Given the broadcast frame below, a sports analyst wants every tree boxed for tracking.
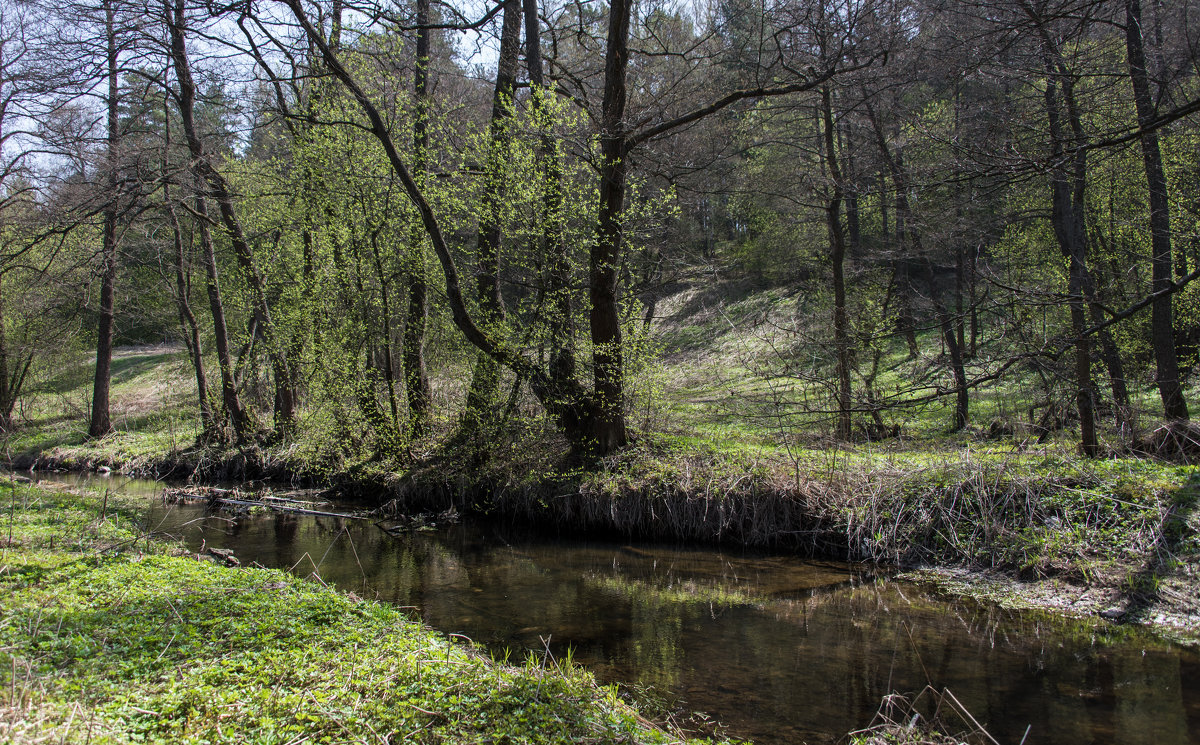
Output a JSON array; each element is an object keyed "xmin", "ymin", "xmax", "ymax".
[
  {"xmin": 1125, "ymin": 0, "xmax": 1189, "ymax": 421},
  {"xmin": 280, "ymin": 0, "xmax": 878, "ymax": 455},
  {"xmin": 166, "ymin": 0, "xmax": 295, "ymax": 438},
  {"xmin": 87, "ymin": 0, "xmax": 121, "ymax": 438}
]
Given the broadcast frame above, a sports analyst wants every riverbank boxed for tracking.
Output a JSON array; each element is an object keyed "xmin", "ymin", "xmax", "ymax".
[
  {"xmin": 0, "ymin": 482, "xmax": 719, "ymax": 744},
  {"xmin": 16, "ymin": 427, "xmax": 1200, "ymax": 644},
  {"xmin": 6, "ymin": 345, "xmax": 1200, "ymax": 644},
  {"xmin": 384, "ymin": 434, "xmax": 1200, "ymax": 644}
]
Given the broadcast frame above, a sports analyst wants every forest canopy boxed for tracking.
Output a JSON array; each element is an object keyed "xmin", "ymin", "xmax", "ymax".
[{"xmin": 4, "ymin": 0, "xmax": 1200, "ymax": 464}]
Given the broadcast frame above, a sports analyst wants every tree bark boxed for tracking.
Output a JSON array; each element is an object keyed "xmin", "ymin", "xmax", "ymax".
[
  {"xmin": 162, "ymin": 92, "xmax": 213, "ymax": 436},
  {"xmin": 867, "ymin": 103, "xmax": 967, "ymax": 430},
  {"xmin": 403, "ymin": 0, "xmax": 433, "ymax": 437},
  {"xmin": 464, "ymin": 0, "xmax": 522, "ymax": 431},
  {"xmin": 194, "ymin": 189, "xmax": 249, "ymax": 442},
  {"xmin": 89, "ymin": 0, "xmax": 118, "ymax": 439},
  {"xmin": 820, "ymin": 86, "xmax": 854, "ymax": 441},
  {"xmin": 0, "ymin": 277, "xmax": 31, "ymax": 431},
  {"xmin": 369, "ymin": 232, "xmax": 401, "ymax": 437},
  {"xmin": 0, "ymin": 276, "xmax": 10, "ymax": 430},
  {"xmin": 1126, "ymin": 0, "xmax": 1189, "ymax": 420},
  {"xmin": 524, "ymin": 0, "xmax": 576, "ymax": 394},
  {"xmin": 1042, "ymin": 70, "xmax": 1098, "ymax": 456},
  {"xmin": 589, "ymin": 0, "xmax": 634, "ymax": 453},
  {"xmin": 283, "ymin": 0, "xmax": 618, "ymax": 456},
  {"xmin": 165, "ymin": 200, "xmax": 213, "ymax": 434}
]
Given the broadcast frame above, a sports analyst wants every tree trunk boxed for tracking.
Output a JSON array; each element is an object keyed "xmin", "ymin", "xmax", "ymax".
[
  {"xmin": 867, "ymin": 103, "xmax": 966, "ymax": 430},
  {"xmin": 1042, "ymin": 69, "xmax": 1098, "ymax": 456},
  {"xmin": 589, "ymin": 0, "xmax": 634, "ymax": 454},
  {"xmin": 968, "ymin": 245, "xmax": 978, "ymax": 356},
  {"xmin": 89, "ymin": 0, "xmax": 118, "ymax": 439},
  {"xmin": 403, "ymin": 0, "xmax": 433, "ymax": 437},
  {"xmin": 844, "ymin": 126, "xmax": 861, "ymax": 254},
  {"xmin": 168, "ymin": 0, "xmax": 295, "ymax": 435},
  {"xmin": 0, "ymin": 277, "xmax": 30, "ymax": 431},
  {"xmin": 0, "ymin": 277, "xmax": 9, "ymax": 430},
  {"xmin": 821, "ymin": 86, "xmax": 854, "ymax": 441},
  {"xmin": 283, "ymin": 0, "xmax": 606, "ymax": 456},
  {"xmin": 954, "ymin": 244, "xmax": 966, "ymax": 357},
  {"xmin": 880, "ymin": 172, "xmax": 919, "ymax": 359},
  {"xmin": 1126, "ymin": 0, "xmax": 1189, "ymax": 420},
  {"xmin": 524, "ymin": 0, "xmax": 576, "ymax": 395},
  {"xmin": 89, "ymin": 215, "xmax": 117, "ymax": 438},
  {"xmin": 369, "ymin": 233, "xmax": 401, "ymax": 437},
  {"xmin": 194, "ymin": 190, "xmax": 248, "ymax": 442},
  {"xmin": 163, "ymin": 93, "xmax": 214, "ymax": 436},
  {"xmin": 925, "ymin": 262, "xmax": 969, "ymax": 431},
  {"xmin": 464, "ymin": 0, "xmax": 521, "ymax": 432},
  {"xmin": 166, "ymin": 201, "xmax": 213, "ymax": 434}
]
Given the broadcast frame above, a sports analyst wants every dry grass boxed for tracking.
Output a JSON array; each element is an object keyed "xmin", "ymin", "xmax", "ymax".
[{"xmin": 847, "ymin": 686, "xmax": 1008, "ymax": 745}]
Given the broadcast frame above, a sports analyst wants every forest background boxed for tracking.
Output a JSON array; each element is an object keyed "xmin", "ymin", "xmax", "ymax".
[{"xmin": 2, "ymin": 0, "xmax": 1200, "ymax": 510}]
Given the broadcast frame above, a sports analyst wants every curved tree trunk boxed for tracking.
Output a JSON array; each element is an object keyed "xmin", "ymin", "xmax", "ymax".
[
  {"xmin": 194, "ymin": 189, "xmax": 248, "ymax": 442},
  {"xmin": 162, "ymin": 94, "xmax": 213, "ymax": 436},
  {"xmin": 168, "ymin": 0, "xmax": 295, "ymax": 436},
  {"xmin": 283, "ymin": 0, "xmax": 616, "ymax": 456}
]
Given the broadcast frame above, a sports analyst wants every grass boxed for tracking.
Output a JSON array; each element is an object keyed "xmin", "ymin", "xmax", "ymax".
[
  {"xmin": 0, "ymin": 481, "xmax": 724, "ymax": 744},
  {"xmin": 645, "ymin": 279, "xmax": 1200, "ymax": 458},
  {"xmin": 4, "ymin": 285, "xmax": 1200, "ymax": 636},
  {"xmin": 6, "ymin": 344, "xmax": 201, "ymax": 466},
  {"xmin": 846, "ymin": 686, "xmax": 1001, "ymax": 745},
  {"xmin": 8, "ymin": 286, "xmax": 1195, "ymax": 479}
]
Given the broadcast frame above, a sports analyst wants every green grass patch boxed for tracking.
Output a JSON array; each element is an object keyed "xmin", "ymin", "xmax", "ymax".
[{"xmin": 0, "ymin": 484, "xmax": 724, "ymax": 744}]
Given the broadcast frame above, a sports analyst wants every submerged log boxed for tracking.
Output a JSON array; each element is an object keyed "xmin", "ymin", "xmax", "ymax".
[{"xmin": 163, "ymin": 486, "xmax": 366, "ymax": 520}]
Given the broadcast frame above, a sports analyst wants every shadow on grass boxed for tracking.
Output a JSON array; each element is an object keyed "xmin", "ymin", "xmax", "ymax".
[
  {"xmin": 31, "ymin": 350, "xmax": 180, "ymax": 398},
  {"xmin": 34, "ymin": 362, "xmax": 92, "ymax": 396},
  {"xmin": 110, "ymin": 352, "xmax": 180, "ymax": 386},
  {"xmin": 0, "ymin": 562, "xmax": 54, "ymax": 587},
  {"xmin": 3, "ymin": 421, "xmax": 89, "ymax": 461},
  {"xmin": 1117, "ymin": 481, "xmax": 1199, "ymax": 621},
  {"xmin": 656, "ymin": 279, "xmax": 791, "ymax": 353}
]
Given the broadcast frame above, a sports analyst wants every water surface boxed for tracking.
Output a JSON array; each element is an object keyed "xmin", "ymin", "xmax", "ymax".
[{"xmin": 35, "ymin": 472, "xmax": 1200, "ymax": 744}]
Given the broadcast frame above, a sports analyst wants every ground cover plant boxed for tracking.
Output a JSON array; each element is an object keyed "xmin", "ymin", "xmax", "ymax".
[{"xmin": 0, "ymin": 482, "xmax": 720, "ymax": 744}]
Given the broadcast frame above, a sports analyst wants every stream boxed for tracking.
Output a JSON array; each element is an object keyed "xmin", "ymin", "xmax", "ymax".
[{"xmin": 36, "ymin": 472, "xmax": 1200, "ymax": 744}]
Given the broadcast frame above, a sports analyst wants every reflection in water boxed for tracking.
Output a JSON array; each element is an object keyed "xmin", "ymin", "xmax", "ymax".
[{"xmin": 32, "ymin": 473, "xmax": 1200, "ymax": 745}]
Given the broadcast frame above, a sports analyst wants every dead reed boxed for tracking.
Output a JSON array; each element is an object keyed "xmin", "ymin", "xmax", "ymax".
[{"xmin": 846, "ymin": 686, "xmax": 1010, "ymax": 745}]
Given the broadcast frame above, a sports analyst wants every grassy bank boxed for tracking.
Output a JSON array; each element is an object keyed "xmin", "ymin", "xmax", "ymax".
[
  {"xmin": 374, "ymin": 431, "xmax": 1200, "ymax": 636},
  {"xmin": 5, "ymin": 336, "xmax": 1200, "ymax": 639},
  {"xmin": 0, "ymin": 482, "xmax": 718, "ymax": 744}
]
